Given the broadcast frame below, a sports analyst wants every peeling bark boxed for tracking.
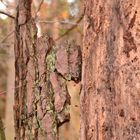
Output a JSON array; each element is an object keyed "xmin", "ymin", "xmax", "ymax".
[{"xmin": 81, "ymin": 0, "xmax": 140, "ymax": 140}]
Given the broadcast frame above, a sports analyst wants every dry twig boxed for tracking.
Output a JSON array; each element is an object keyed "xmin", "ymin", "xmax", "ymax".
[
  {"xmin": 35, "ymin": 0, "xmax": 44, "ymax": 18},
  {"xmin": 1, "ymin": 30, "xmax": 14, "ymax": 43},
  {"xmin": 0, "ymin": 10, "xmax": 15, "ymax": 19},
  {"xmin": 55, "ymin": 12, "xmax": 84, "ymax": 41}
]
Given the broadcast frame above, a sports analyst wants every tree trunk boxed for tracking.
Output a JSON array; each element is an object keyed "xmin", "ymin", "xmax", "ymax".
[
  {"xmin": 14, "ymin": 0, "xmax": 58, "ymax": 139},
  {"xmin": 5, "ymin": 45, "xmax": 15, "ymax": 140},
  {"xmin": 81, "ymin": 0, "xmax": 140, "ymax": 140},
  {"xmin": 52, "ymin": 0, "xmax": 59, "ymax": 40},
  {"xmin": 14, "ymin": 0, "xmax": 81, "ymax": 139}
]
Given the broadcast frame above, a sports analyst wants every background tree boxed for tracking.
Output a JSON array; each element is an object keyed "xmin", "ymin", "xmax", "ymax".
[{"xmin": 81, "ymin": 0, "xmax": 140, "ymax": 139}]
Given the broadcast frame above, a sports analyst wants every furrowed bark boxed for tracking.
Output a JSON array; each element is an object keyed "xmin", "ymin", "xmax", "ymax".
[
  {"xmin": 14, "ymin": 0, "xmax": 82, "ymax": 139},
  {"xmin": 81, "ymin": 0, "xmax": 140, "ymax": 140}
]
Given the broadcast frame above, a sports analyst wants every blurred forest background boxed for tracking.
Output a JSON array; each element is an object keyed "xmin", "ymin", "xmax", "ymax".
[{"xmin": 0, "ymin": 0, "xmax": 83, "ymax": 139}]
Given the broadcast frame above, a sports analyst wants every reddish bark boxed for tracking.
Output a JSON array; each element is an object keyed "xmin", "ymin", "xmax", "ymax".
[
  {"xmin": 81, "ymin": 0, "xmax": 140, "ymax": 140},
  {"xmin": 14, "ymin": 1, "xmax": 81, "ymax": 139}
]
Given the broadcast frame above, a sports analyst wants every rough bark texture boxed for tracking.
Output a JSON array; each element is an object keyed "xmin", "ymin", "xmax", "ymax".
[
  {"xmin": 14, "ymin": 0, "xmax": 81, "ymax": 139},
  {"xmin": 81, "ymin": 0, "xmax": 140, "ymax": 140}
]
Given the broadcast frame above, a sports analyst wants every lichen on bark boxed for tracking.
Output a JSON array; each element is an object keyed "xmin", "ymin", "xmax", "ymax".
[{"xmin": 14, "ymin": 1, "xmax": 82, "ymax": 139}]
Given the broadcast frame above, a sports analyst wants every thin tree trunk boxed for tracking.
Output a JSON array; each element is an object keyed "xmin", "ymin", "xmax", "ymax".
[
  {"xmin": 81, "ymin": 0, "xmax": 140, "ymax": 139},
  {"xmin": 52, "ymin": 0, "xmax": 59, "ymax": 40},
  {"xmin": 5, "ymin": 45, "xmax": 15, "ymax": 140},
  {"xmin": 5, "ymin": 16, "xmax": 15, "ymax": 140}
]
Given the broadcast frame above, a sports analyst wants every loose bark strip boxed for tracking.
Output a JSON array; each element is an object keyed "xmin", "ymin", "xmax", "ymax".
[{"xmin": 81, "ymin": 0, "xmax": 140, "ymax": 140}]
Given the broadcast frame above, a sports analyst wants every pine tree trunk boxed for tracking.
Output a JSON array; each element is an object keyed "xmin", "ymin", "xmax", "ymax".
[
  {"xmin": 14, "ymin": 0, "xmax": 58, "ymax": 139},
  {"xmin": 14, "ymin": 0, "xmax": 55, "ymax": 139},
  {"xmin": 81, "ymin": 0, "xmax": 140, "ymax": 139},
  {"xmin": 14, "ymin": 1, "xmax": 81, "ymax": 139}
]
